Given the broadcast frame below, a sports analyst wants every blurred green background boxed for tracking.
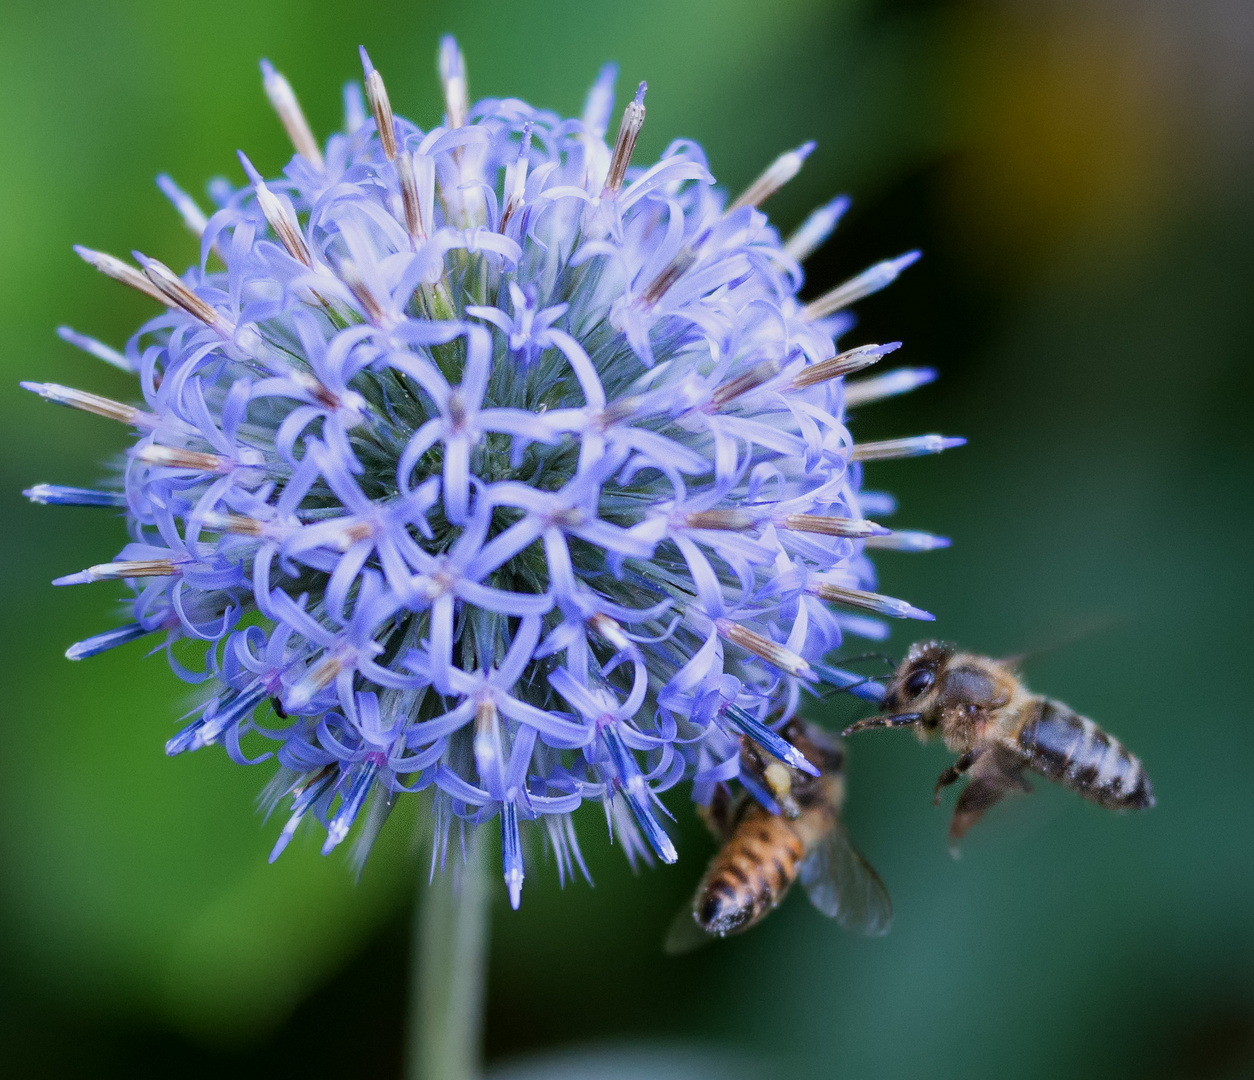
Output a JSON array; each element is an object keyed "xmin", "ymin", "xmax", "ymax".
[{"xmin": 2, "ymin": 0, "xmax": 1251, "ymax": 1076}]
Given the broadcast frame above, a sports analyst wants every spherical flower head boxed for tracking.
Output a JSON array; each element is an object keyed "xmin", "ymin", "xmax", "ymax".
[{"xmin": 27, "ymin": 39, "xmax": 961, "ymax": 907}]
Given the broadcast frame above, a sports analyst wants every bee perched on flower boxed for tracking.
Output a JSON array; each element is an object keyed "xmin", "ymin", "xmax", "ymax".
[{"xmin": 24, "ymin": 37, "xmax": 960, "ymax": 909}]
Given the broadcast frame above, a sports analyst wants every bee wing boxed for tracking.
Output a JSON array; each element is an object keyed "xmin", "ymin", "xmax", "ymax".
[
  {"xmin": 798, "ymin": 825, "xmax": 893, "ymax": 937},
  {"xmin": 663, "ymin": 898, "xmax": 716, "ymax": 955}
]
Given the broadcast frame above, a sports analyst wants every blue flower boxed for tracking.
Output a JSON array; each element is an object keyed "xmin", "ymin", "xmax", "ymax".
[{"xmin": 25, "ymin": 38, "xmax": 959, "ymax": 907}]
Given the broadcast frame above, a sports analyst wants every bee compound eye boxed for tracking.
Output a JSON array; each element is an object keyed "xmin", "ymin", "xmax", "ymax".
[{"xmin": 904, "ymin": 668, "xmax": 935, "ymax": 696}]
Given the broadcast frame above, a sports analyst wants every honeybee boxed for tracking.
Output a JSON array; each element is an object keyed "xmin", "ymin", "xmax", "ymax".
[
  {"xmin": 665, "ymin": 719, "xmax": 891, "ymax": 952},
  {"xmin": 843, "ymin": 641, "xmax": 1155, "ymax": 848}
]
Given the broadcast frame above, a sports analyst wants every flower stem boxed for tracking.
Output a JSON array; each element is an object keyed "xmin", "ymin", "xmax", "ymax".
[{"xmin": 407, "ymin": 825, "xmax": 491, "ymax": 1080}]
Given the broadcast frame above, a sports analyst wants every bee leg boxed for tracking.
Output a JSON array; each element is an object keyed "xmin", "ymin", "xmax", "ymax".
[
  {"xmin": 933, "ymin": 748, "xmax": 984, "ymax": 805},
  {"xmin": 948, "ymin": 773, "xmax": 1014, "ymax": 854}
]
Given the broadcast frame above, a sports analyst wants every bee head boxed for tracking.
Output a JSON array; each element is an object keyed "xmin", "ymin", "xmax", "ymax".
[{"xmin": 881, "ymin": 641, "xmax": 954, "ymax": 730}]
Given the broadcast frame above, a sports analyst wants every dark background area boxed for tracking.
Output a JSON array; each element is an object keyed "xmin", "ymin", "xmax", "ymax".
[{"xmin": 1, "ymin": 0, "xmax": 1251, "ymax": 1076}]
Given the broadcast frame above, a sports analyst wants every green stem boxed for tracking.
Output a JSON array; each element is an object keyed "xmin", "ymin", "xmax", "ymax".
[{"xmin": 407, "ymin": 826, "xmax": 491, "ymax": 1080}]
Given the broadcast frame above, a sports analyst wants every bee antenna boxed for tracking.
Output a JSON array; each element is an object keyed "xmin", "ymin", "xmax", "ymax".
[
  {"xmin": 841, "ymin": 712, "xmax": 921, "ymax": 737},
  {"xmin": 818, "ymin": 674, "xmax": 872, "ymax": 697},
  {"xmin": 837, "ymin": 651, "xmax": 900, "ymax": 670}
]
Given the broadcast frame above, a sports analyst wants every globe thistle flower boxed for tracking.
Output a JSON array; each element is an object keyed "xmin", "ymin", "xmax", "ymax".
[{"xmin": 24, "ymin": 39, "xmax": 961, "ymax": 908}]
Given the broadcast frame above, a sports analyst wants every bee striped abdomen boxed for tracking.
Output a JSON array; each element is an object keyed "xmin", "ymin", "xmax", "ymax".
[
  {"xmin": 694, "ymin": 810, "xmax": 805, "ymax": 937},
  {"xmin": 1018, "ymin": 699, "xmax": 1155, "ymax": 810}
]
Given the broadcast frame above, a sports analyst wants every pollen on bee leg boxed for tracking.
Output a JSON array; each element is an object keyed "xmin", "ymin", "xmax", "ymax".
[
  {"xmin": 729, "ymin": 141, "xmax": 815, "ymax": 213},
  {"xmin": 260, "ymin": 58, "xmax": 324, "ymax": 171},
  {"xmin": 763, "ymin": 761, "xmax": 794, "ymax": 802},
  {"xmin": 601, "ymin": 81, "xmax": 646, "ymax": 198},
  {"xmin": 716, "ymin": 619, "xmax": 816, "ymax": 681},
  {"xmin": 850, "ymin": 435, "xmax": 966, "ymax": 462},
  {"xmin": 73, "ymin": 246, "xmax": 172, "ymax": 306},
  {"xmin": 802, "ymin": 251, "xmax": 921, "ymax": 321},
  {"xmin": 20, "ymin": 382, "xmax": 155, "ymax": 427}
]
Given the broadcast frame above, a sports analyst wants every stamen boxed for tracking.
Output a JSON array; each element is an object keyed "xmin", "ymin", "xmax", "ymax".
[
  {"xmin": 54, "ymin": 559, "xmax": 181, "ymax": 585},
  {"xmin": 73, "ymin": 246, "xmax": 171, "ymax": 306},
  {"xmin": 132, "ymin": 251, "xmax": 233, "ymax": 333},
  {"xmin": 720, "ymin": 701, "xmax": 819, "ymax": 776},
  {"xmin": 639, "ymin": 143, "xmax": 813, "ymax": 309},
  {"xmin": 359, "ymin": 47, "xmax": 398, "ymax": 160},
  {"xmin": 134, "ymin": 444, "xmax": 235, "ymax": 472},
  {"xmin": 327, "ymin": 519, "xmax": 376, "ymax": 551},
  {"xmin": 638, "ymin": 245, "xmax": 696, "ymax": 308},
  {"xmin": 56, "ymin": 326, "xmax": 131, "ymax": 373},
  {"xmin": 589, "ymin": 612, "xmax": 633, "ymax": 653},
  {"xmin": 396, "ymin": 151, "xmax": 426, "ymax": 243},
  {"xmin": 789, "ymin": 342, "xmax": 901, "ymax": 390},
  {"xmin": 238, "ymin": 152, "xmax": 312, "ymax": 266},
  {"xmin": 843, "ymin": 367, "xmax": 937, "ymax": 408},
  {"xmin": 199, "ymin": 511, "xmax": 267, "ymax": 537},
  {"xmin": 582, "ymin": 62, "xmax": 618, "ymax": 139},
  {"xmin": 335, "ymin": 258, "xmax": 394, "ymax": 329},
  {"xmin": 65, "ymin": 623, "xmax": 151, "ymax": 661},
  {"xmin": 260, "ymin": 59, "xmax": 324, "ymax": 171},
  {"xmin": 716, "ymin": 619, "xmax": 816, "ymax": 680},
  {"xmin": 710, "ymin": 358, "xmax": 781, "ymax": 407},
  {"xmin": 24, "ymin": 484, "xmax": 127, "ymax": 508},
  {"xmin": 473, "ymin": 699, "xmax": 504, "ymax": 791},
  {"xmin": 501, "ymin": 800, "xmax": 525, "ymax": 909},
  {"xmin": 499, "ymin": 122, "xmax": 534, "ymax": 233},
  {"xmin": 862, "ymin": 530, "xmax": 951, "ymax": 552},
  {"xmin": 684, "ymin": 509, "xmax": 761, "ymax": 531},
  {"xmin": 807, "ymin": 581, "xmax": 934, "ymax": 620},
  {"xmin": 802, "ymin": 251, "xmax": 921, "ymax": 321},
  {"xmin": 729, "ymin": 141, "xmax": 815, "ymax": 212},
  {"xmin": 287, "ymin": 652, "xmax": 343, "ymax": 711},
  {"xmin": 851, "ymin": 435, "xmax": 966, "ymax": 462},
  {"xmin": 155, "ymin": 174, "xmax": 209, "ymax": 238},
  {"xmin": 601, "ymin": 82, "xmax": 646, "ymax": 198},
  {"xmin": 777, "ymin": 514, "xmax": 889, "ymax": 539},
  {"xmin": 20, "ymin": 381, "xmax": 152, "ymax": 426},
  {"xmin": 438, "ymin": 36, "xmax": 469, "ymax": 130},
  {"xmin": 343, "ymin": 81, "xmax": 367, "ymax": 134},
  {"xmin": 783, "ymin": 195, "xmax": 849, "ymax": 263}
]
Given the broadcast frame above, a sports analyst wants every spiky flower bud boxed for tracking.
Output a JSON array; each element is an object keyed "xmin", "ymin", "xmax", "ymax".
[{"xmin": 26, "ymin": 42, "xmax": 960, "ymax": 906}]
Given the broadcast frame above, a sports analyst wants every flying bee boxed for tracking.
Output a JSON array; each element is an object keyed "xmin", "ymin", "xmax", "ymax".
[
  {"xmin": 665, "ymin": 719, "xmax": 891, "ymax": 953},
  {"xmin": 843, "ymin": 641, "xmax": 1155, "ymax": 848}
]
